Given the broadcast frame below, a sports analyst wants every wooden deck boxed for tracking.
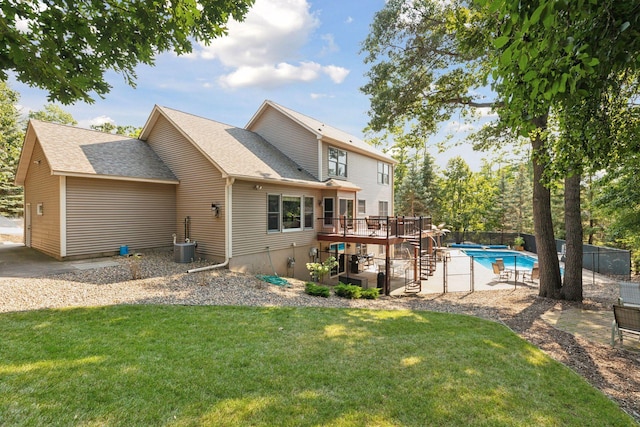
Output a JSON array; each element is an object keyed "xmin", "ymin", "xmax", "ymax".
[
  {"xmin": 316, "ymin": 216, "xmax": 434, "ymax": 295},
  {"xmin": 317, "ymin": 216, "xmax": 430, "ymax": 245}
]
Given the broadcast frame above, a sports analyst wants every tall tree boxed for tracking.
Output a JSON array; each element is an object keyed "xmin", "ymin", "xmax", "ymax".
[
  {"xmin": 420, "ymin": 150, "xmax": 440, "ymax": 219},
  {"xmin": 1, "ymin": 0, "xmax": 254, "ymax": 104},
  {"xmin": 360, "ymin": 0, "xmax": 564, "ymax": 296},
  {"xmin": 396, "ymin": 158, "xmax": 428, "ymax": 216},
  {"xmin": 28, "ymin": 104, "xmax": 77, "ymax": 125},
  {"xmin": 91, "ymin": 123, "xmax": 142, "ymax": 138},
  {"xmin": 0, "ymin": 82, "xmax": 24, "ymax": 216}
]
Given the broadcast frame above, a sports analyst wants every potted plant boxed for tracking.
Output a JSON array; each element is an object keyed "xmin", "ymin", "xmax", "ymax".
[{"xmin": 513, "ymin": 236, "xmax": 525, "ymax": 251}]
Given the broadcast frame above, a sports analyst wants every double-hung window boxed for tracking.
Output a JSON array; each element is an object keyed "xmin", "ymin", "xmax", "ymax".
[
  {"xmin": 357, "ymin": 199, "xmax": 366, "ymax": 215},
  {"xmin": 378, "ymin": 201, "xmax": 389, "ymax": 217},
  {"xmin": 268, "ymin": 195, "xmax": 281, "ymax": 232},
  {"xmin": 378, "ymin": 162, "xmax": 390, "ymax": 185},
  {"xmin": 304, "ymin": 197, "xmax": 314, "ymax": 229},
  {"xmin": 328, "ymin": 147, "xmax": 347, "ymax": 177}
]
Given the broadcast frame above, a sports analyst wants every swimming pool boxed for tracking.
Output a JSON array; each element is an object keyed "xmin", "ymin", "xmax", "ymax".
[
  {"xmin": 450, "ymin": 243, "xmax": 509, "ymax": 249},
  {"xmin": 462, "ymin": 249, "xmax": 537, "ymax": 271}
]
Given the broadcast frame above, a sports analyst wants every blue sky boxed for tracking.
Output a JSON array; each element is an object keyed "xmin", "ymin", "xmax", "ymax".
[{"xmin": 10, "ymin": 0, "xmax": 496, "ymax": 171}]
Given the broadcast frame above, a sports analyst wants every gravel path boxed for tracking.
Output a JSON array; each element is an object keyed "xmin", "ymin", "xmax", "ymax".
[{"xmin": 1, "ymin": 250, "xmax": 639, "ymax": 422}]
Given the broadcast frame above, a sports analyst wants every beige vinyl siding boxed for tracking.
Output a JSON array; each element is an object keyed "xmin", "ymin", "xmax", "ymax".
[
  {"xmin": 321, "ymin": 141, "xmax": 393, "ymax": 217},
  {"xmin": 65, "ymin": 178, "xmax": 175, "ymax": 256},
  {"xmin": 249, "ymin": 108, "xmax": 319, "ymax": 179},
  {"xmin": 146, "ymin": 115, "xmax": 226, "ymax": 259},
  {"xmin": 232, "ymin": 180, "xmax": 319, "ymax": 257},
  {"xmin": 24, "ymin": 142, "xmax": 61, "ymax": 258}
]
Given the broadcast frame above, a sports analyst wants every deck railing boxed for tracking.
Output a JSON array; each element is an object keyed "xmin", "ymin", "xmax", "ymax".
[{"xmin": 317, "ymin": 216, "xmax": 432, "ymax": 239}]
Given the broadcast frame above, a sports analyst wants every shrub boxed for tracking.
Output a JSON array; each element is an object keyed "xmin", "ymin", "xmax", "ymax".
[
  {"xmin": 306, "ymin": 257, "xmax": 339, "ymax": 283},
  {"xmin": 334, "ymin": 283, "xmax": 362, "ymax": 299},
  {"xmin": 305, "ymin": 282, "xmax": 330, "ymax": 298},
  {"xmin": 360, "ymin": 287, "xmax": 380, "ymax": 299}
]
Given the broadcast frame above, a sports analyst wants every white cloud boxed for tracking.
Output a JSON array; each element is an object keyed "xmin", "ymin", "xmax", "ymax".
[
  {"xmin": 345, "ymin": 16, "xmax": 354, "ymax": 24},
  {"xmin": 219, "ymin": 62, "xmax": 321, "ymax": 88},
  {"xmin": 445, "ymin": 120, "xmax": 476, "ymax": 133},
  {"xmin": 310, "ymin": 93, "xmax": 335, "ymax": 99},
  {"xmin": 195, "ymin": 0, "xmax": 349, "ymax": 89},
  {"xmin": 199, "ymin": 0, "xmax": 319, "ymax": 67},
  {"xmin": 473, "ymin": 107, "xmax": 498, "ymax": 118},
  {"xmin": 320, "ymin": 33, "xmax": 338, "ymax": 55},
  {"xmin": 78, "ymin": 115, "xmax": 114, "ymax": 129},
  {"xmin": 323, "ymin": 65, "xmax": 349, "ymax": 83}
]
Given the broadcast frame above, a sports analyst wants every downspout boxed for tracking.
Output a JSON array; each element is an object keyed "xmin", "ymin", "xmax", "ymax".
[
  {"xmin": 187, "ymin": 177, "xmax": 235, "ymax": 273},
  {"xmin": 60, "ymin": 176, "xmax": 67, "ymax": 257},
  {"xmin": 317, "ymin": 135, "xmax": 323, "ymax": 181}
]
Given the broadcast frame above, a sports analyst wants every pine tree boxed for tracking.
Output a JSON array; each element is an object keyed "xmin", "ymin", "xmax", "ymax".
[
  {"xmin": 0, "ymin": 82, "xmax": 24, "ymax": 217},
  {"xmin": 396, "ymin": 159, "xmax": 428, "ymax": 216}
]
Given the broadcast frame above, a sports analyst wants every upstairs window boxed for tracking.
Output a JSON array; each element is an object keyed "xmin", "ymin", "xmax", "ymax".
[
  {"xmin": 378, "ymin": 162, "xmax": 390, "ymax": 185},
  {"xmin": 378, "ymin": 201, "xmax": 389, "ymax": 217},
  {"xmin": 328, "ymin": 147, "xmax": 347, "ymax": 177},
  {"xmin": 358, "ymin": 199, "xmax": 366, "ymax": 215}
]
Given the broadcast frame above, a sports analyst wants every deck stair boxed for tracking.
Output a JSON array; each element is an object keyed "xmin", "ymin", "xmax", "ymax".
[{"xmin": 403, "ymin": 217, "xmax": 434, "ymax": 293}]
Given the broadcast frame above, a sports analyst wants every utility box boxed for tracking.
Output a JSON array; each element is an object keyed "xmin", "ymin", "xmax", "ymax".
[{"xmin": 174, "ymin": 242, "xmax": 196, "ymax": 263}]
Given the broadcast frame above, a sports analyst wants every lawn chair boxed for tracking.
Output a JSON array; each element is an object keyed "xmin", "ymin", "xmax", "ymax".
[
  {"xmin": 618, "ymin": 281, "xmax": 640, "ymax": 307},
  {"xmin": 611, "ymin": 304, "xmax": 640, "ymax": 347},
  {"xmin": 522, "ymin": 263, "xmax": 539, "ymax": 283},
  {"xmin": 492, "ymin": 262, "xmax": 511, "ymax": 281}
]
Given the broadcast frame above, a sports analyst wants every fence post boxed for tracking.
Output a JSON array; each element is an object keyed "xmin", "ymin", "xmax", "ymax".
[
  {"xmin": 443, "ymin": 254, "xmax": 448, "ymax": 293},
  {"xmin": 470, "ymin": 256, "xmax": 474, "ymax": 292}
]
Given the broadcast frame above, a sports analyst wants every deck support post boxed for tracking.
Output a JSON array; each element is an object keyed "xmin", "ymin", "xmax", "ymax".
[{"xmin": 385, "ymin": 242, "xmax": 391, "ymax": 296}]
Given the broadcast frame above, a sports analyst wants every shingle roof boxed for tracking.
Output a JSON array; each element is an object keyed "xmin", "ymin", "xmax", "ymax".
[
  {"xmin": 27, "ymin": 120, "xmax": 178, "ymax": 183},
  {"xmin": 153, "ymin": 106, "xmax": 321, "ymax": 184},
  {"xmin": 248, "ymin": 100, "xmax": 396, "ymax": 164}
]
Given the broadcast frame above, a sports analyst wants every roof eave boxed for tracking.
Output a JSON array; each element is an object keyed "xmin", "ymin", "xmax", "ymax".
[
  {"xmin": 51, "ymin": 170, "xmax": 179, "ymax": 185},
  {"xmin": 14, "ymin": 121, "xmax": 38, "ymax": 186}
]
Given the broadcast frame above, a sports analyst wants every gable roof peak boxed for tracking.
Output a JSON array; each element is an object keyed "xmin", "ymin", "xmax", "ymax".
[{"xmin": 246, "ymin": 100, "xmax": 395, "ymax": 163}]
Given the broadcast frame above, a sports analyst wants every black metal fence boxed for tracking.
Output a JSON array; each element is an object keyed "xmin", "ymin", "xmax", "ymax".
[{"xmin": 443, "ymin": 231, "xmax": 631, "ymax": 279}]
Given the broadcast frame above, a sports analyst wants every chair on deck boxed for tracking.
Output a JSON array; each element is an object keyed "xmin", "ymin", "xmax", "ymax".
[
  {"xmin": 492, "ymin": 262, "xmax": 512, "ymax": 281},
  {"xmin": 339, "ymin": 215, "xmax": 354, "ymax": 233},
  {"xmin": 366, "ymin": 216, "xmax": 381, "ymax": 235}
]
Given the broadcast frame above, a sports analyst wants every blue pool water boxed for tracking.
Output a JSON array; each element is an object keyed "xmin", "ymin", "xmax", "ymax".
[
  {"xmin": 462, "ymin": 249, "xmax": 537, "ymax": 271},
  {"xmin": 450, "ymin": 243, "xmax": 509, "ymax": 249}
]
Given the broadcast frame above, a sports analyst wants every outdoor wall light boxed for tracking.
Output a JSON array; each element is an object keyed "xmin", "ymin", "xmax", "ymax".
[
  {"xmin": 254, "ymin": 184, "xmax": 263, "ymax": 190},
  {"xmin": 211, "ymin": 203, "xmax": 220, "ymax": 217}
]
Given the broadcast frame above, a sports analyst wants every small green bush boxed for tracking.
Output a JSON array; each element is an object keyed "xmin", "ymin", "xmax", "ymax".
[
  {"xmin": 360, "ymin": 287, "xmax": 380, "ymax": 299},
  {"xmin": 334, "ymin": 283, "xmax": 362, "ymax": 299},
  {"xmin": 305, "ymin": 282, "xmax": 330, "ymax": 298}
]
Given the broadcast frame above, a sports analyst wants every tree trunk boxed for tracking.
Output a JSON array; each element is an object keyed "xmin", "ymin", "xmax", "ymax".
[
  {"xmin": 531, "ymin": 116, "xmax": 563, "ymax": 298},
  {"xmin": 562, "ymin": 173, "xmax": 583, "ymax": 301}
]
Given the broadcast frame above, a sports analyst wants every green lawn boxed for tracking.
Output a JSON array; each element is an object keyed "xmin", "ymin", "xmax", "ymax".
[{"xmin": 0, "ymin": 305, "xmax": 634, "ymax": 426}]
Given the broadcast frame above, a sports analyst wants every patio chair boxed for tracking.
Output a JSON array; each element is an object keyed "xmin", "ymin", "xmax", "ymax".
[
  {"xmin": 339, "ymin": 215, "xmax": 354, "ymax": 233},
  {"xmin": 366, "ymin": 216, "xmax": 381, "ymax": 231},
  {"xmin": 611, "ymin": 304, "xmax": 640, "ymax": 347},
  {"xmin": 492, "ymin": 262, "xmax": 511, "ymax": 281},
  {"xmin": 522, "ymin": 263, "xmax": 539, "ymax": 283},
  {"xmin": 618, "ymin": 281, "xmax": 640, "ymax": 307}
]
